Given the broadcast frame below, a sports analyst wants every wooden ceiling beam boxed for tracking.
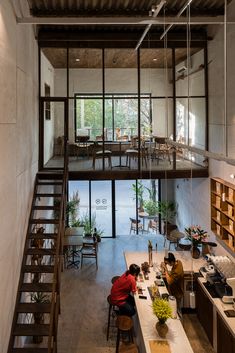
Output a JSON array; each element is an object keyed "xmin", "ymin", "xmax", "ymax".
[{"xmin": 17, "ymin": 15, "xmax": 227, "ymax": 25}]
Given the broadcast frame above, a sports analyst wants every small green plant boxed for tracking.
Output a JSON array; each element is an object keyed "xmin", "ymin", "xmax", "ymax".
[
  {"xmin": 131, "ymin": 181, "xmax": 145, "ymax": 210},
  {"xmin": 157, "ymin": 201, "xmax": 177, "ymax": 223},
  {"xmin": 152, "ymin": 297, "xmax": 172, "ymax": 324},
  {"xmin": 80, "ymin": 212, "xmax": 96, "ymax": 235},
  {"xmin": 144, "ymin": 200, "xmax": 158, "ymax": 216}
]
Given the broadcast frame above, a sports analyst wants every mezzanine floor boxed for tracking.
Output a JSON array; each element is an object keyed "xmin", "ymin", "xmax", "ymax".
[
  {"xmin": 45, "ymin": 154, "xmax": 207, "ymax": 175},
  {"xmin": 58, "ymin": 233, "xmax": 215, "ymax": 353}
]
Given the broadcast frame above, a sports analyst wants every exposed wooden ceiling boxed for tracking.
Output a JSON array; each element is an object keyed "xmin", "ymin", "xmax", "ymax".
[
  {"xmin": 26, "ymin": 0, "xmax": 232, "ymax": 40},
  {"xmin": 28, "ymin": 0, "xmax": 229, "ymax": 18},
  {"xmin": 42, "ymin": 47, "xmax": 200, "ymax": 69}
]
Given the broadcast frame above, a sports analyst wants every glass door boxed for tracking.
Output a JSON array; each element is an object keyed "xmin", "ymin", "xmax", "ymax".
[
  {"xmin": 91, "ymin": 181, "xmax": 112, "ymax": 237},
  {"xmin": 115, "ymin": 180, "xmax": 136, "ymax": 236},
  {"xmin": 40, "ymin": 98, "xmax": 67, "ymax": 170}
]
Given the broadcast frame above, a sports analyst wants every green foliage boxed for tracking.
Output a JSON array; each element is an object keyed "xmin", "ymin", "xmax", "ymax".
[
  {"xmin": 131, "ymin": 181, "xmax": 145, "ymax": 208},
  {"xmin": 157, "ymin": 201, "xmax": 177, "ymax": 223},
  {"xmin": 152, "ymin": 298, "xmax": 172, "ymax": 323},
  {"xmin": 80, "ymin": 212, "xmax": 96, "ymax": 234},
  {"xmin": 144, "ymin": 200, "xmax": 158, "ymax": 216},
  {"xmin": 31, "ymin": 292, "xmax": 50, "ymax": 304},
  {"xmin": 67, "ymin": 191, "xmax": 80, "ymax": 227}
]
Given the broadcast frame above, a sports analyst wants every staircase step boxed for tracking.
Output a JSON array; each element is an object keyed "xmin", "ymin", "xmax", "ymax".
[
  {"xmin": 37, "ymin": 181, "xmax": 63, "ymax": 185},
  {"xmin": 37, "ymin": 172, "xmax": 63, "ymax": 180},
  {"xmin": 23, "ymin": 265, "xmax": 54, "ymax": 273},
  {"xmin": 20, "ymin": 283, "xmax": 53, "ymax": 292},
  {"xmin": 29, "ymin": 233, "xmax": 57, "ymax": 240},
  {"xmin": 17, "ymin": 303, "xmax": 51, "ymax": 313},
  {"xmin": 26, "ymin": 249, "xmax": 56, "ymax": 256},
  {"xmin": 12, "ymin": 349, "xmax": 49, "ymax": 353},
  {"xmin": 32, "ymin": 205, "xmax": 60, "ymax": 210},
  {"xmin": 30, "ymin": 219, "xmax": 59, "ymax": 225},
  {"xmin": 13, "ymin": 324, "xmax": 50, "ymax": 336},
  {"xmin": 35, "ymin": 193, "xmax": 62, "ymax": 198}
]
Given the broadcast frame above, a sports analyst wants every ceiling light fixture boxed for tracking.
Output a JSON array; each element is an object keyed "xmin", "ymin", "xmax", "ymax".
[
  {"xmin": 75, "ymin": 58, "xmax": 80, "ymax": 62},
  {"xmin": 153, "ymin": 58, "xmax": 158, "ymax": 61},
  {"xmin": 160, "ymin": 0, "xmax": 193, "ymax": 40},
  {"xmin": 230, "ymin": 174, "xmax": 235, "ymax": 179},
  {"xmin": 135, "ymin": 0, "xmax": 166, "ymax": 50}
]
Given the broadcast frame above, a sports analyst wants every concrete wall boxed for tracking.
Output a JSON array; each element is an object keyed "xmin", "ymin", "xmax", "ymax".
[
  {"xmin": 174, "ymin": 1, "xmax": 235, "ymax": 259},
  {"xmin": 0, "ymin": 1, "xmax": 38, "ymax": 352}
]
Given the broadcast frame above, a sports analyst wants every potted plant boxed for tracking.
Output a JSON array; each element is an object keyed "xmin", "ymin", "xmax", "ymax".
[
  {"xmin": 80, "ymin": 213, "xmax": 96, "ymax": 236},
  {"xmin": 31, "ymin": 292, "xmax": 50, "ymax": 343},
  {"xmin": 157, "ymin": 201, "xmax": 177, "ymax": 235},
  {"xmin": 152, "ymin": 297, "xmax": 172, "ymax": 338},
  {"xmin": 93, "ymin": 226, "xmax": 103, "ymax": 242},
  {"xmin": 143, "ymin": 200, "xmax": 158, "ymax": 216},
  {"xmin": 185, "ymin": 225, "xmax": 209, "ymax": 258},
  {"xmin": 131, "ymin": 181, "xmax": 145, "ymax": 212}
]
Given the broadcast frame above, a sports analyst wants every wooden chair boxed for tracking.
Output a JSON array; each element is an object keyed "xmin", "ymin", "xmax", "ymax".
[
  {"xmin": 147, "ymin": 218, "xmax": 158, "ymax": 233},
  {"xmin": 125, "ymin": 137, "xmax": 148, "ymax": 168},
  {"xmin": 76, "ymin": 135, "xmax": 90, "ymax": 158},
  {"xmin": 81, "ymin": 237, "xmax": 98, "ymax": 269},
  {"xmin": 129, "ymin": 218, "xmax": 143, "ymax": 234},
  {"xmin": 92, "ymin": 142, "xmax": 112, "ymax": 169},
  {"xmin": 152, "ymin": 136, "xmax": 172, "ymax": 165}
]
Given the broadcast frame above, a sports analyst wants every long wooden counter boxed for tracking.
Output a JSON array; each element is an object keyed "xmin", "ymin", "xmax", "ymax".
[{"xmin": 124, "ymin": 251, "xmax": 205, "ymax": 353}]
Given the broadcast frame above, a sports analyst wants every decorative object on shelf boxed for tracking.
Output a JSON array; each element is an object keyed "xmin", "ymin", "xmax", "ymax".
[
  {"xmin": 152, "ymin": 297, "xmax": 172, "ymax": 338},
  {"xmin": 185, "ymin": 225, "xmax": 209, "ymax": 259},
  {"xmin": 141, "ymin": 261, "xmax": 150, "ymax": 274},
  {"xmin": 148, "ymin": 240, "xmax": 153, "ymax": 267}
]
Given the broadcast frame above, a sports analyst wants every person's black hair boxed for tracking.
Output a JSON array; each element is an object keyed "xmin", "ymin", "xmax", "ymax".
[
  {"xmin": 164, "ymin": 252, "xmax": 176, "ymax": 264},
  {"xmin": 126, "ymin": 263, "xmax": 140, "ymax": 276}
]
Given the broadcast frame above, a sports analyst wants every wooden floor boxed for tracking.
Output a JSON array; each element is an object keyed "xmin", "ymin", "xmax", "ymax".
[
  {"xmin": 58, "ymin": 234, "xmax": 215, "ymax": 353},
  {"xmin": 45, "ymin": 154, "xmax": 206, "ymax": 172}
]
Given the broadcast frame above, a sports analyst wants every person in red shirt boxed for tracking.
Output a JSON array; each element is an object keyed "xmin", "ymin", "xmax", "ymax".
[{"xmin": 110, "ymin": 264, "xmax": 140, "ymax": 316}]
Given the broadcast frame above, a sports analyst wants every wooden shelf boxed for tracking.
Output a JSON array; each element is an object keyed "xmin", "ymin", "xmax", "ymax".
[{"xmin": 211, "ymin": 178, "xmax": 235, "ymax": 254}]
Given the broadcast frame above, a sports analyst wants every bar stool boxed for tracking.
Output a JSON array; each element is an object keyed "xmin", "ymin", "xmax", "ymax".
[
  {"xmin": 107, "ymin": 295, "xmax": 119, "ymax": 341},
  {"xmin": 116, "ymin": 316, "xmax": 138, "ymax": 353}
]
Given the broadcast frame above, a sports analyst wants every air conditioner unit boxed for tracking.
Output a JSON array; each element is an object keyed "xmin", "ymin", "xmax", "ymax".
[{"xmin": 176, "ymin": 65, "xmax": 187, "ymax": 74}]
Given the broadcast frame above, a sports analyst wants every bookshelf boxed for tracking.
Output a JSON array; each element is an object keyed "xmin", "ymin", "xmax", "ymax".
[{"xmin": 211, "ymin": 178, "xmax": 235, "ymax": 252}]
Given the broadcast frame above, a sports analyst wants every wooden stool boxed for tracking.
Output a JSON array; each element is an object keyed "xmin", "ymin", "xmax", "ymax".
[
  {"xmin": 116, "ymin": 316, "xmax": 137, "ymax": 353},
  {"xmin": 107, "ymin": 295, "xmax": 119, "ymax": 341},
  {"xmin": 119, "ymin": 342, "xmax": 138, "ymax": 353}
]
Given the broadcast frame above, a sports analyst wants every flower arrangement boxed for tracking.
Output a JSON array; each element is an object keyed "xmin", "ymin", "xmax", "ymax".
[
  {"xmin": 185, "ymin": 225, "xmax": 209, "ymax": 246},
  {"xmin": 152, "ymin": 297, "xmax": 172, "ymax": 324}
]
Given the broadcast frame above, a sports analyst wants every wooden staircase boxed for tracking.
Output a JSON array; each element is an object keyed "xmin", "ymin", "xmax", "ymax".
[{"xmin": 8, "ymin": 170, "xmax": 67, "ymax": 353}]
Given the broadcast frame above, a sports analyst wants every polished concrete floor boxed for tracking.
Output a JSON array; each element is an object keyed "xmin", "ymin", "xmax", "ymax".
[{"xmin": 58, "ymin": 233, "xmax": 215, "ymax": 353}]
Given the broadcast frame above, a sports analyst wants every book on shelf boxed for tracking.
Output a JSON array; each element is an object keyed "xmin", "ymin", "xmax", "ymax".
[
  {"xmin": 216, "ymin": 224, "xmax": 221, "ymax": 235},
  {"xmin": 216, "ymin": 211, "xmax": 221, "ymax": 222}
]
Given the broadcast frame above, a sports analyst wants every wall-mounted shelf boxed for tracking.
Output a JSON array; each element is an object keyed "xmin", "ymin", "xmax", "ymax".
[{"xmin": 211, "ymin": 178, "xmax": 235, "ymax": 253}]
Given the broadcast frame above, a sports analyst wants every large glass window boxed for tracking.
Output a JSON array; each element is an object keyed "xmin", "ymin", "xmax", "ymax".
[{"xmin": 74, "ymin": 94, "xmax": 152, "ymax": 141}]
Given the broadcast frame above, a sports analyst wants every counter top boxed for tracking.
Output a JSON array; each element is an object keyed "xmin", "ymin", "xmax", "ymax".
[
  {"xmin": 124, "ymin": 251, "xmax": 205, "ymax": 353},
  {"xmin": 198, "ymin": 277, "xmax": 235, "ymax": 337}
]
